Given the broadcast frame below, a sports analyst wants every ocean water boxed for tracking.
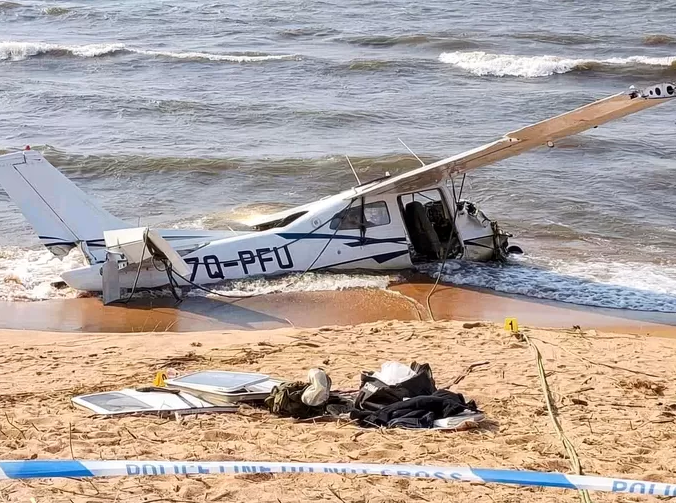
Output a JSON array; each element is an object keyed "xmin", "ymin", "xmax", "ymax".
[{"xmin": 0, "ymin": 0, "xmax": 675, "ymax": 309}]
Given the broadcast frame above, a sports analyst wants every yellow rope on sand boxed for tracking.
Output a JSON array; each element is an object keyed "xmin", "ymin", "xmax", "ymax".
[
  {"xmin": 424, "ymin": 257, "xmax": 592, "ymax": 503},
  {"xmin": 425, "ymin": 263, "xmax": 444, "ymax": 322},
  {"xmin": 521, "ymin": 331, "xmax": 593, "ymax": 503}
]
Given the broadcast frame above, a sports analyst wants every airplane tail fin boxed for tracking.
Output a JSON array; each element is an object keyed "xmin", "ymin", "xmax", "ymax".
[{"xmin": 0, "ymin": 150, "xmax": 130, "ymax": 262}]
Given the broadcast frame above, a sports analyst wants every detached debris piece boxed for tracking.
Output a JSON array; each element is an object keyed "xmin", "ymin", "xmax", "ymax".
[
  {"xmin": 72, "ymin": 388, "xmax": 236, "ymax": 417},
  {"xmin": 355, "ymin": 361, "xmax": 436, "ymax": 411},
  {"xmin": 351, "ymin": 389, "xmax": 482, "ymax": 429},
  {"xmin": 163, "ymin": 371, "xmax": 283, "ymax": 406},
  {"xmin": 302, "ymin": 368, "xmax": 332, "ymax": 406},
  {"xmin": 165, "ymin": 370, "xmax": 270, "ymax": 392},
  {"xmin": 265, "ymin": 381, "xmax": 327, "ymax": 419},
  {"xmin": 164, "ymin": 370, "xmax": 281, "ymax": 405},
  {"xmin": 73, "ymin": 371, "xmax": 284, "ymax": 417}
]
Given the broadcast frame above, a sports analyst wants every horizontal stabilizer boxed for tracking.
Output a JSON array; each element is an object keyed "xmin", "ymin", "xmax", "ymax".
[{"xmin": 104, "ymin": 227, "xmax": 191, "ymax": 277}]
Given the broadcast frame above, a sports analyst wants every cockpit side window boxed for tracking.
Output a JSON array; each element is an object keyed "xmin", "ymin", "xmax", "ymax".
[{"xmin": 330, "ymin": 201, "xmax": 390, "ymax": 230}]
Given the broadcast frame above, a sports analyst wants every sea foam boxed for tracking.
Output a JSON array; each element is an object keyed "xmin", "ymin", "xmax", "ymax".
[
  {"xmin": 0, "ymin": 41, "xmax": 297, "ymax": 63},
  {"xmin": 439, "ymin": 51, "xmax": 676, "ymax": 77},
  {"xmin": 420, "ymin": 257, "xmax": 676, "ymax": 313},
  {"xmin": 0, "ymin": 246, "xmax": 394, "ymax": 302}
]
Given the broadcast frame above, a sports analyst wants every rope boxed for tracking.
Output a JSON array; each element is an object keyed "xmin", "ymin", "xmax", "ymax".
[
  {"xmin": 425, "ymin": 263, "xmax": 444, "ymax": 322},
  {"xmin": 521, "ymin": 331, "xmax": 593, "ymax": 503},
  {"xmin": 425, "ymin": 175, "xmax": 465, "ymax": 321}
]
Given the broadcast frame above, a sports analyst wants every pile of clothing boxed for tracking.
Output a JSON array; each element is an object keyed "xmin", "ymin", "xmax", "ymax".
[
  {"xmin": 265, "ymin": 362, "xmax": 484, "ymax": 430},
  {"xmin": 349, "ymin": 361, "xmax": 483, "ymax": 429},
  {"xmin": 264, "ymin": 368, "xmax": 351, "ymax": 419}
]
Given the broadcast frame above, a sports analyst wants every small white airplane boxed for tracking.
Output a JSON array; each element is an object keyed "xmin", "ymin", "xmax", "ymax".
[{"xmin": 0, "ymin": 82, "xmax": 674, "ymax": 303}]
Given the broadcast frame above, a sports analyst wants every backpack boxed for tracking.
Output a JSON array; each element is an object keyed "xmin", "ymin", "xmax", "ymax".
[{"xmin": 353, "ymin": 362, "xmax": 436, "ymax": 412}]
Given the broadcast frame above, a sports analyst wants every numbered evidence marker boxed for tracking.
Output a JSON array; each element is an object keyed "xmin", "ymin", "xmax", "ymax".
[
  {"xmin": 153, "ymin": 370, "xmax": 168, "ymax": 387},
  {"xmin": 504, "ymin": 318, "xmax": 519, "ymax": 333}
]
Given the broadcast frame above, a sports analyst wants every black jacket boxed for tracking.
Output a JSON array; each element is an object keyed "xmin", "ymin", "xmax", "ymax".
[{"xmin": 350, "ymin": 389, "xmax": 478, "ymax": 429}]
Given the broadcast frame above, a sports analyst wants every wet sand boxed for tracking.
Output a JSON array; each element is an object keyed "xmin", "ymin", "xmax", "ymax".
[
  {"xmin": 0, "ymin": 281, "xmax": 674, "ymax": 336},
  {"xmin": 0, "ymin": 288, "xmax": 422, "ymax": 333},
  {"xmin": 396, "ymin": 282, "xmax": 676, "ymax": 337}
]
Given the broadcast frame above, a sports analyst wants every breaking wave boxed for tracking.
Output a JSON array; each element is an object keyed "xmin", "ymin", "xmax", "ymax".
[
  {"xmin": 10, "ymin": 147, "xmax": 427, "ymax": 178},
  {"xmin": 438, "ymin": 51, "xmax": 676, "ymax": 77},
  {"xmin": 2, "ymin": 241, "xmax": 674, "ymax": 313},
  {"xmin": 0, "ymin": 1, "xmax": 20, "ymax": 10},
  {"xmin": 0, "ymin": 246, "xmax": 394, "ymax": 302},
  {"xmin": 421, "ymin": 258, "xmax": 676, "ymax": 313},
  {"xmin": 190, "ymin": 272, "xmax": 395, "ymax": 298},
  {"xmin": 0, "ymin": 41, "xmax": 298, "ymax": 63},
  {"xmin": 643, "ymin": 34, "xmax": 676, "ymax": 46},
  {"xmin": 340, "ymin": 34, "xmax": 481, "ymax": 50},
  {"xmin": 42, "ymin": 6, "xmax": 71, "ymax": 16},
  {"xmin": 0, "ymin": 42, "xmax": 127, "ymax": 60},
  {"xmin": 0, "ymin": 247, "xmax": 83, "ymax": 301},
  {"xmin": 138, "ymin": 49, "xmax": 297, "ymax": 63}
]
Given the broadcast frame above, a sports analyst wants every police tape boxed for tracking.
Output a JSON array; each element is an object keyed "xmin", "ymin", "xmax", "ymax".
[{"xmin": 0, "ymin": 460, "xmax": 671, "ymax": 496}]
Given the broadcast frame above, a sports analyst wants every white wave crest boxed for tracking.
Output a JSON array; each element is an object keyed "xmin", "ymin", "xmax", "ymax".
[
  {"xmin": 136, "ymin": 49, "xmax": 296, "ymax": 62},
  {"xmin": 438, "ymin": 51, "xmax": 676, "ymax": 77},
  {"xmin": 0, "ymin": 41, "xmax": 125, "ymax": 61},
  {"xmin": 191, "ymin": 272, "xmax": 395, "ymax": 298},
  {"xmin": 0, "ymin": 41, "xmax": 297, "ymax": 63},
  {"xmin": 0, "ymin": 246, "xmax": 395, "ymax": 302},
  {"xmin": 0, "ymin": 247, "xmax": 84, "ymax": 301}
]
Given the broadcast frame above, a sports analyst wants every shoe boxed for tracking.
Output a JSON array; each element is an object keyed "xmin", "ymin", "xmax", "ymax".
[{"xmin": 301, "ymin": 368, "xmax": 331, "ymax": 407}]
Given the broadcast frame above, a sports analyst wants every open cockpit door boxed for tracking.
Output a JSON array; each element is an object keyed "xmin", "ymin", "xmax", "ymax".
[{"xmin": 397, "ymin": 188, "xmax": 462, "ymax": 263}]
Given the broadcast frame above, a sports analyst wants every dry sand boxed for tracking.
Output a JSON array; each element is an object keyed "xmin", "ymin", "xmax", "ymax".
[{"xmin": 1, "ymin": 321, "xmax": 676, "ymax": 502}]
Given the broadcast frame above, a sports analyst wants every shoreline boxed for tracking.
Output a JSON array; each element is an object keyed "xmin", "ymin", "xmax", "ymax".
[{"xmin": 0, "ymin": 281, "xmax": 674, "ymax": 336}]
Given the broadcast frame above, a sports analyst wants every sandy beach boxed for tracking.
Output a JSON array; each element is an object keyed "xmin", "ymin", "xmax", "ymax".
[
  {"xmin": 1, "ymin": 318, "xmax": 675, "ymax": 502},
  {"xmin": 2, "ymin": 1, "xmax": 676, "ymax": 502}
]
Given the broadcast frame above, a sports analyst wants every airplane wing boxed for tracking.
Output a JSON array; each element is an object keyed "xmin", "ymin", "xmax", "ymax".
[{"xmin": 354, "ymin": 82, "xmax": 676, "ymax": 197}]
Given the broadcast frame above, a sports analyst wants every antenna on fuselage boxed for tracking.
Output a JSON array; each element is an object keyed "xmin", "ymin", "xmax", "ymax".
[
  {"xmin": 345, "ymin": 155, "xmax": 361, "ymax": 185},
  {"xmin": 398, "ymin": 138, "xmax": 425, "ymax": 167}
]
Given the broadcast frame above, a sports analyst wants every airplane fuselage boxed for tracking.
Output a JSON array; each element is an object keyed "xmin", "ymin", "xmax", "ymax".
[{"xmin": 62, "ymin": 182, "xmax": 510, "ymax": 292}]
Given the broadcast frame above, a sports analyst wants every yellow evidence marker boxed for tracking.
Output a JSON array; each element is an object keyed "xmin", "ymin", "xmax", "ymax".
[
  {"xmin": 153, "ymin": 370, "xmax": 168, "ymax": 387},
  {"xmin": 504, "ymin": 318, "xmax": 519, "ymax": 333}
]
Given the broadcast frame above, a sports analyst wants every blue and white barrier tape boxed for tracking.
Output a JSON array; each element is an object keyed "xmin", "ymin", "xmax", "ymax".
[{"xmin": 0, "ymin": 460, "xmax": 670, "ymax": 497}]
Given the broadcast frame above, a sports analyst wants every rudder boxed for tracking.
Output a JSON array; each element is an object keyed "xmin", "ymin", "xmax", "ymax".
[{"xmin": 0, "ymin": 150, "xmax": 129, "ymax": 262}]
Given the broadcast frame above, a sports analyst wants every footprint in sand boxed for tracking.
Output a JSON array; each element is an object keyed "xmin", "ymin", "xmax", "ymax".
[
  {"xmin": 356, "ymin": 448, "xmax": 403, "ymax": 462},
  {"xmin": 201, "ymin": 429, "xmax": 238, "ymax": 442}
]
